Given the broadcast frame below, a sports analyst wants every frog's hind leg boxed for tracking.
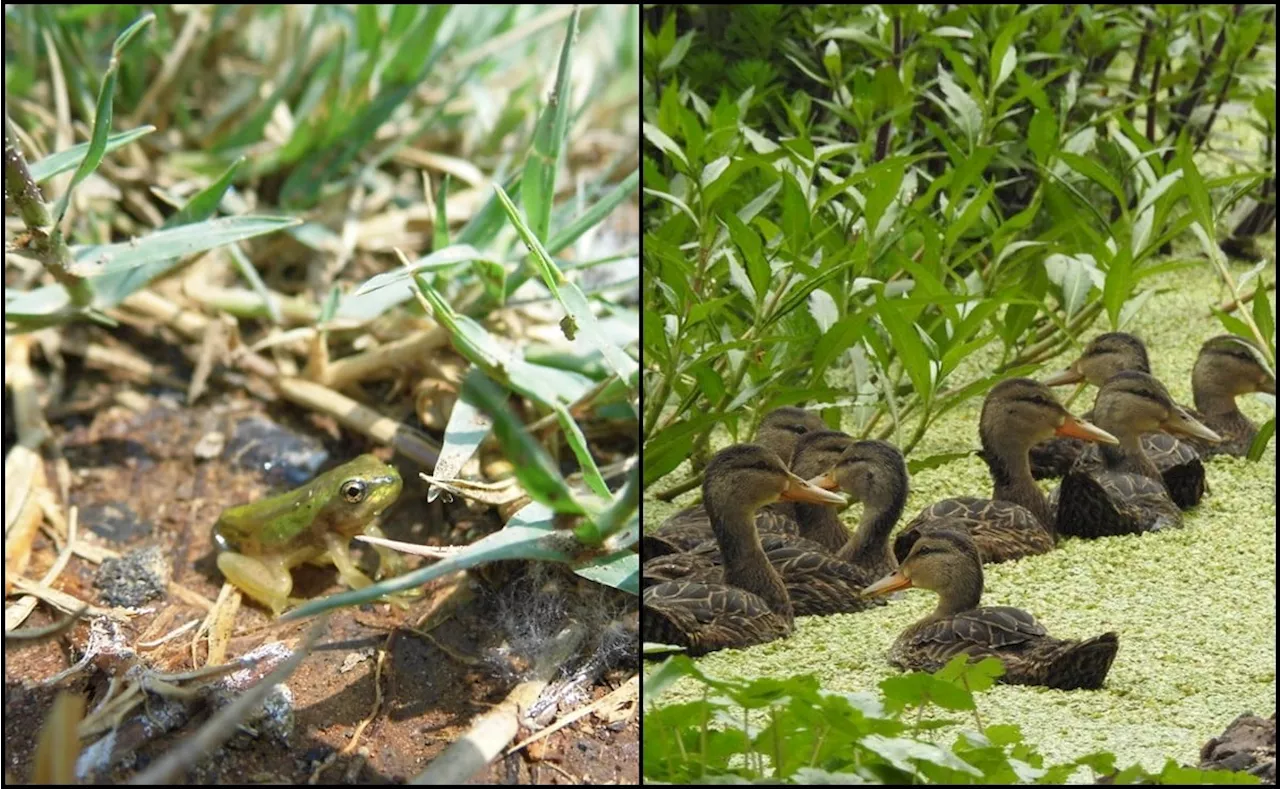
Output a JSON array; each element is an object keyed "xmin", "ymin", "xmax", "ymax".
[{"xmin": 217, "ymin": 552, "xmax": 293, "ymax": 617}]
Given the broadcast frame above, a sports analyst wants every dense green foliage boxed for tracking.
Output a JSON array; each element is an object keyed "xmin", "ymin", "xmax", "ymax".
[{"xmin": 641, "ymin": 4, "xmax": 1275, "ymax": 488}]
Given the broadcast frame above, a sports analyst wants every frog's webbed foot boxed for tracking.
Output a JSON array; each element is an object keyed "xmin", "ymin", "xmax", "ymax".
[{"xmin": 217, "ymin": 552, "xmax": 292, "ymax": 617}]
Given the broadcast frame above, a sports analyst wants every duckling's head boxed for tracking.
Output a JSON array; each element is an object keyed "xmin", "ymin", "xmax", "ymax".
[
  {"xmin": 862, "ymin": 527, "xmax": 983, "ymax": 611},
  {"xmin": 790, "ymin": 430, "xmax": 856, "ymax": 480},
  {"xmin": 813, "ymin": 440, "xmax": 909, "ymax": 510},
  {"xmin": 980, "ymin": 378, "xmax": 1119, "ymax": 454},
  {"xmin": 1044, "ymin": 332, "xmax": 1151, "ymax": 387},
  {"xmin": 1193, "ymin": 335, "xmax": 1277, "ymax": 406},
  {"xmin": 702, "ymin": 444, "xmax": 847, "ymax": 524},
  {"xmin": 1092, "ymin": 371, "xmax": 1222, "ymax": 444},
  {"xmin": 755, "ymin": 407, "xmax": 827, "ymax": 465}
]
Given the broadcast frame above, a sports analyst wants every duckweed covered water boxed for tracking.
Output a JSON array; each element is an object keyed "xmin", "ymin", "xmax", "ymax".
[{"xmin": 644, "ymin": 261, "xmax": 1277, "ymax": 777}]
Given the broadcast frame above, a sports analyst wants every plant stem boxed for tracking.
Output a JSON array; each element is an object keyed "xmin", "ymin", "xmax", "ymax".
[{"xmin": 4, "ymin": 114, "xmax": 94, "ymax": 308}]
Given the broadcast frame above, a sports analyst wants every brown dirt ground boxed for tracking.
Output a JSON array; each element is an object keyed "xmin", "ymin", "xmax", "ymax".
[{"xmin": 3, "ymin": 375, "xmax": 638, "ymax": 784}]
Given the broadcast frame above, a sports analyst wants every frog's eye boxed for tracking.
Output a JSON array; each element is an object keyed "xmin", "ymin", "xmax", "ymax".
[{"xmin": 341, "ymin": 479, "xmax": 367, "ymax": 503}]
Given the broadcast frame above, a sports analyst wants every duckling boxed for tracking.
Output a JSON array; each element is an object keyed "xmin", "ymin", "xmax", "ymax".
[
  {"xmin": 664, "ymin": 440, "xmax": 911, "ymax": 617},
  {"xmin": 894, "ymin": 378, "xmax": 1118, "ymax": 564},
  {"xmin": 1055, "ymin": 371, "xmax": 1221, "ymax": 538},
  {"xmin": 642, "ymin": 407, "xmax": 826, "ymax": 558},
  {"xmin": 863, "ymin": 528, "xmax": 1120, "ymax": 690},
  {"xmin": 1187, "ymin": 335, "xmax": 1275, "ymax": 457},
  {"xmin": 1033, "ymin": 332, "xmax": 1269, "ymax": 508},
  {"xmin": 642, "ymin": 444, "xmax": 846, "ymax": 656},
  {"xmin": 641, "ymin": 430, "xmax": 854, "ymax": 587}
]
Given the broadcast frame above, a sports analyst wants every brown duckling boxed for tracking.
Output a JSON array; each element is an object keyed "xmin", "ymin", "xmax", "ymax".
[
  {"xmin": 1188, "ymin": 335, "xmax": 1275, "ymax": 457},
  {"xmin": 864, "ymin": 528, "xmax": 1120, "ymax": 690},
  {"xmin": 648, "ymin": 440, "xmax": 910, "ymax": 617},
  {"xmin": 642, "ymin": 444, "xmax": 846, "ymax": 656},
  {"xmin": 808, "ymin": 439, "xmax": 909, "ymax": 578},
  {"xmin": 1055, "ymin": 371, "xmax": 1221, "ymax": 538},
  {"xmin": 1032, "ymin": 332, "xmax": 1270, "ymax": 508},
  {"xmin": 641, "ymin": 430, "xmax": 854, "ymax": 586},
  {"xmin": 894, "ymin": 378, "xmax": 1118, "ymax": 564},
  {"xmin": 642, "ymin": 407, "xmax": 826, "ymax": 558}
]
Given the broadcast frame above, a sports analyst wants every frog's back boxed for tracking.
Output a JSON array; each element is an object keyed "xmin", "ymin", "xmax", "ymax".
[{"xmin": 216, "ymin": 481, "xmax": 328, "ymax": 548}]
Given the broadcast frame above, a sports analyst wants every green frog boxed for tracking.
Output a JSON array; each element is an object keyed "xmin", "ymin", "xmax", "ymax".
[{"xmin": 213, "ymin": 454, "xmax": 406, "ymax": 616}]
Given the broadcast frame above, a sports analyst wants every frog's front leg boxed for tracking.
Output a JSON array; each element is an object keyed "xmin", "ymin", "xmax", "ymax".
[
  {"xmin": 363, "ymin": 523, "xmax": 407, "ymax": 578},
  {"xmin": 321, "ymin": 532, "xmax": 417, "ymax": 609},
  {"xmin": 321, "ymin": 532, "xmax": 376, "ymax": 593},
  {"xmin": 217, "ymin": 551, "xmax": 293, "ymax": 617}
]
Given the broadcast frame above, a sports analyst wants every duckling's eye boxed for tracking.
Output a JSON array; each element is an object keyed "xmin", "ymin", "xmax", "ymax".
[{"xmin": 341, "ymin": 480, "xmax": 367, "ymax": 503}]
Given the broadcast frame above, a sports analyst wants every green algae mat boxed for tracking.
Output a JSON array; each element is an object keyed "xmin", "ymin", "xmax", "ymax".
[{"xmin": 643, "ymin": 260, "xmax": 1277, "ymax": 776}]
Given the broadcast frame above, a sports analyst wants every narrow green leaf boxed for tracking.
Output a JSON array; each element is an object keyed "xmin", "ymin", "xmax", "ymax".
[
  {"xmin": 547, "ymin": 168, "xmax": 639, "ymax": 254},
  {"xmin": 27, "ymin": 126, "xmax": 154, "ymax": 183},
  {"xmin": 411, "ymin": 274, "xmax": 594, "ymax": 406},
  {"xmin": 52, "ymin": 60, "xmax": 118, "ymax": 225},
  {"xmin": 461, "ymin": 370, "xmax": 585, "ymax": 515},
  {"xmin": 161, "ymin": 157, "xmax": 244, "ymax": 229},
  {"xmin": 1247, "ymin": 418, "xmax": 1275, "ymax": 461},
  {"xmin": 428, "ymin": 387, "xmax": 494, "ymax": 503},
  {"xmin": 433, "ymin": 173, "xmax": 451, "ymax": 252},
  {"xmin": 280, "ymin": 502, "xmax": 583, "ymax": 621},
  {"xmin": 493, "ymin": 185, "xmax": 639, "ymax": 386},
  {"xmin": 522, "ymin": 6, "xmax": 579, "ymax": 242}
]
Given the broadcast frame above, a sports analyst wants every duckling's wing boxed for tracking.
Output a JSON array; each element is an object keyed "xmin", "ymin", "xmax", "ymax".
[
  {"xmin": 1141, "ymin": 433, "xmax": 1206, "ymax": 509},
  {"xmin": 1058, "ymin": 444, "xmax": 1185, "ymax": 536},
  {"xmin": 908, "ymin": 606, "xmax": 1047, "ymax": 650},
  {"xmin": 642, "ymin": 553, "xmax": 718, "ymax": 588},
  {"xmin": 642, "ymin": 580, "xmax": 791, "ymax": 656},
  {"xmin": 896, "ymin": 499, "xmax": 1051, "ymax": 565},
  {"xmin": 764, "ymin": 546, "xmax": 881, "ymax": 616}
]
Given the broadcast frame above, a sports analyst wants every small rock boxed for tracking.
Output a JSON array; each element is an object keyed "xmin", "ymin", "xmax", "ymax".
[
  {"xmin": 94, "ymin": 546, "xmax": 170, "ymax": 607},
  {"xmin": 80, "ymin": 502, "xmax": 152, "ymax": 543},
  {"xmin": 226, "ymin": 415, "xmax": 329, "ymax": 487}
]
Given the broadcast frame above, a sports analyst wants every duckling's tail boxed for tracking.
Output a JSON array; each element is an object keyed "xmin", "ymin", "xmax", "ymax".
[{"xmin": 1045, "ymin": 632, "xmax": 1120, "ymax": 690}]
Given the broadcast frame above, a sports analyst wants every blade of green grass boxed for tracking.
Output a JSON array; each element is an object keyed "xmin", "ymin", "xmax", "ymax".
[
  {"xmin": 461, "ymin": 369, "xmax": 586, "ymax": 516},
  {"xmin": 493, "ymin": 184, "xmax": 640, "ymax": 387},
  {"xmin": 336, "ymin": 244, "xmax": 503, "ymax": 322},
  {"xmin": 161, "ymin": 157, "xmax": 244, "ymax": 229},
  {"xmin": 50, "ymin": 13, "xmax": 154, "ymax": 226},
  {"xmin": 280, "ymin": 502, "xmax": 588, "ymax": 621},
  {"xmin": 27, "ymin": 125, "xmax": 154, "ymax": 183},
  {"xmin": 521, "ymin": 6, "xmax": 579, "ymax": 242},
  {"xmin": 411, "ymin": 272, "xmax": 594, "ymax": 405},
  {"xmin": 573, "ymin": 547, "xmax": 638, "ymax": 595}
]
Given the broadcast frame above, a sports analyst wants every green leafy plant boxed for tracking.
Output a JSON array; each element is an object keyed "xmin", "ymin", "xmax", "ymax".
[
  {"xmin": 642, "ymin": 654, "xmax": 1262, "ymax": 785},
  {"xmin": 642, "ymin": 4, "xmax": 1275, "ymax": 496}
]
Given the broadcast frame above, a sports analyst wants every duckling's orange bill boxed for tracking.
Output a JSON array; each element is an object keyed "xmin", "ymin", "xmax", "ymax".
[
  {"xmin": 862, "ymin": 570, "xmax": 912, "ymax": 597},
  {"xmin": 781, "ymin": 473, "xmax": 848, "ymax": 505},
  {"xmin": 1043, "ymin": 367, "xmax": 1084, "ymax": 387},
  {"xmin": 809, "ymin": 471, "xmax": 840, "ymax": 491},
  {"xmin": 1055, "ymin": 415, "xmax": 1119, "ymax": 444},
  {"xmin": 1163, "ymin": 409, "xmax": 1223, "ymax": 443}
]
